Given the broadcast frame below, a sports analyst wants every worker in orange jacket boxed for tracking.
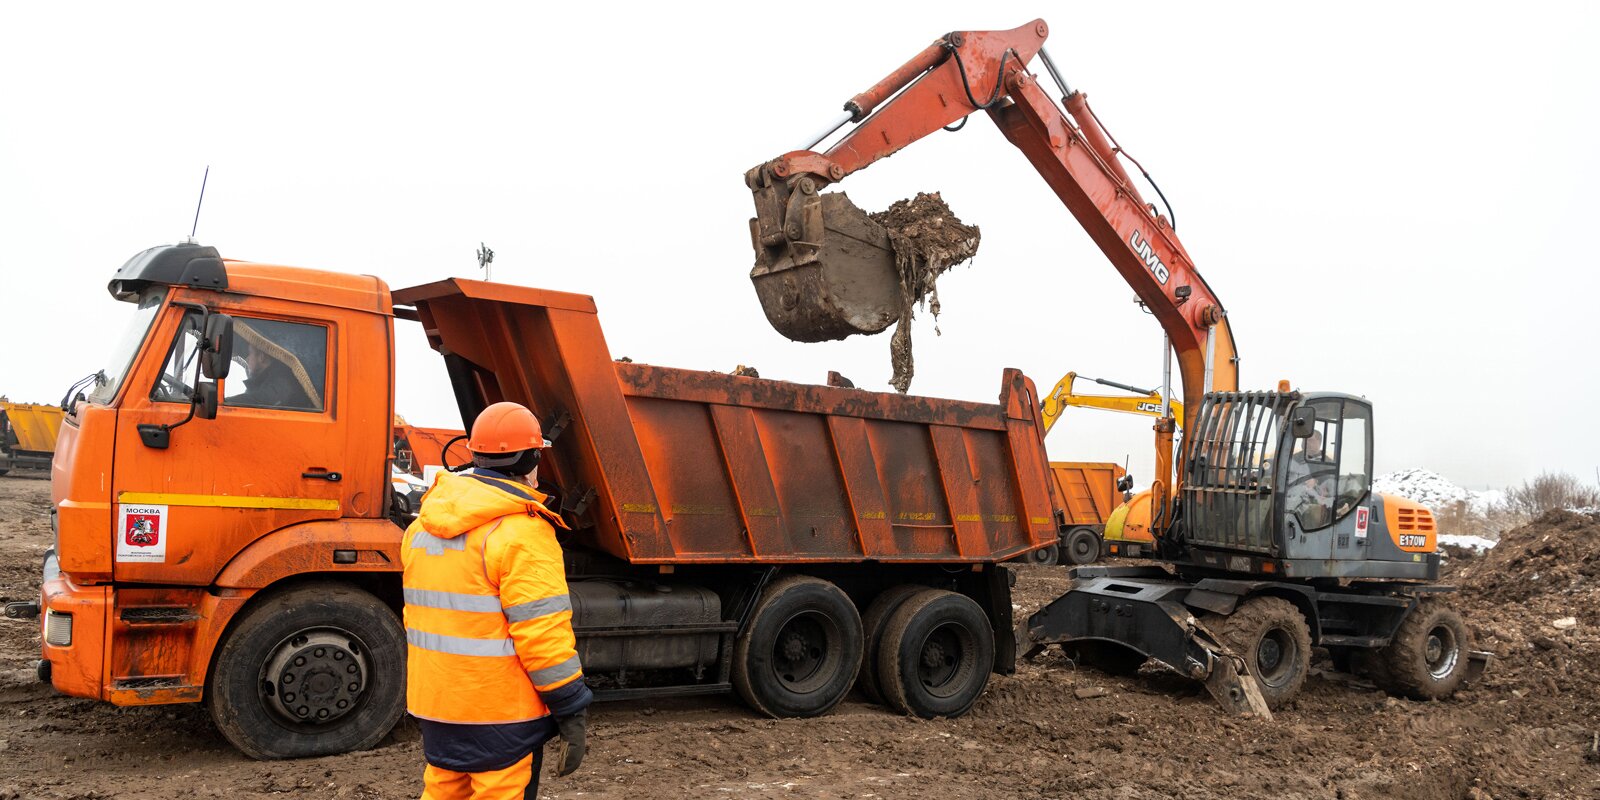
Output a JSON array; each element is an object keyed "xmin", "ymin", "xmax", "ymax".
[{"xmin": 402, "ymin": 402, "xmax": 593, "ymax": 799}]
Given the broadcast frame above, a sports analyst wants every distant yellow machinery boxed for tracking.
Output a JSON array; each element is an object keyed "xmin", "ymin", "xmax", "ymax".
[
  {"xmin": 1041, "ymin": 372, "xmax": 1183, "ymax": 435},
  {"xmin": 0, "ymin": 400, "xmax": 64, "ymax": 474},
  {"xmin": 1039, "ymin": 373, "xmax": 1183, "ymax": 562}
]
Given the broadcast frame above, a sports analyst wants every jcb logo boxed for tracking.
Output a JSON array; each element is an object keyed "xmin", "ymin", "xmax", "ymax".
[
  {"xmin": 1135, "ymin": 402, "xmax": 1162, "ymax": 413},
  {"xmin": 1129, "ymin": 229, "xmax": 1170, "ymax": 285}
]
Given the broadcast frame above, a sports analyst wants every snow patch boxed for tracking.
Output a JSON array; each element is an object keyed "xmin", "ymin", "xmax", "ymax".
[
  {"xmin": 1437, "ymin": 533, "xmax": 1497, "ymax": 552},
  {"xmin": 1372, "ymin": 468, "xmax": 1501, "ymax": 514}
]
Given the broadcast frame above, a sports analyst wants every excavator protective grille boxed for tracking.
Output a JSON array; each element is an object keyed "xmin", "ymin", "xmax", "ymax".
[
  {"xmin": 1180, "ymin": 391, "xmax": 1296, "ymax": 555},
  {"xmin": 1394, "ymin": 506, "xmax": 1436, "ymax": 534}
]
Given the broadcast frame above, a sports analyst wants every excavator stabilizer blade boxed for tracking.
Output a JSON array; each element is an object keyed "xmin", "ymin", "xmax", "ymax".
[
  {"xmin": 1202, "ymin": 652, "xmax": 1272, "ymax": 718},
  {"xmin": 749, "ymin": 192, "xmax": 900, "ymax": 343}
]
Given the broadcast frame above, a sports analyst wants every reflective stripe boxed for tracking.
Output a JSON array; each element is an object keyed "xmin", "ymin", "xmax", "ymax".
[
  {"xmin": 404, "ymin": 588, "xmax": 503, "ymax": 613},
  {"xmin": 407, "ymin": 628, "xmax": 516, "ymax": 657},
  {"xmin": 503, "ymin": 594, "xmax": 571, "ymax": 623},
  {"xmin": 412, "ymin": 529, "xmax": 466, "ymax": 556},
  {"xmin": 528, "ymin": 654, "xmax": 583, "ymax": 687}
]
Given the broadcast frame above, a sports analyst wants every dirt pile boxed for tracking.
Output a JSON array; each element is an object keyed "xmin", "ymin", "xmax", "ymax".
[
  {"xmin": 1451, "ymin": 510, "xmax": 1600, "ymax": 720},
  {"xmin": 868, "ymin": 192, "xmax": 979, "ymax": 393}
]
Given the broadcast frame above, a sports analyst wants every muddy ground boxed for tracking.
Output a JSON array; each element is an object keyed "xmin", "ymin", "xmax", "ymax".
[{"xmin": 0, "ymin": 475, "xmax": 1595, "ymax": 799}]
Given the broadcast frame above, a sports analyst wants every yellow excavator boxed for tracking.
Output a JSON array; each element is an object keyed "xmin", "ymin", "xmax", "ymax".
[{"xmin": 1041, "ymin": 372, "xmax": 1181, "ymax": 561}]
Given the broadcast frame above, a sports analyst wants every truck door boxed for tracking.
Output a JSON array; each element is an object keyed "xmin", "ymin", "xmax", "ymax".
[{"xmin": 111, "ymin": 306, "xmax": 347, "ymax": 585}]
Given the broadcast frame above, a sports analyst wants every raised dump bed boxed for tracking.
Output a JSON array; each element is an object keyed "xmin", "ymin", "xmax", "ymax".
[{"xmin": 394, "ymin": 278, "xmax": 1059, "ymax": 566}]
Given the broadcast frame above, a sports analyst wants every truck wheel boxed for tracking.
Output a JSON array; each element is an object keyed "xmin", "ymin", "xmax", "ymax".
[
  {"xmin": 1373, "ymin": 598, "xmax": 1472, "ymax": 700},
  {"xmin": 1215, "ymin": 597, "xmax": 1311, "ymax": 709},
  {"xmin": 1025, "ymin": 544, "xmax": 1060, "ymax": 566},
  {"xmin": 857, "ymin": 584, "xmax": 927, "ymax": 704},
  {"xmin": 1062, "ymin": 528, "xmax": 1101, "ymax": 565},
  {"xmin": 207, "ymin": 582, "xmax": 406, "ymax": 760},
  {"xmin": 878, "ymin": 589, "xmax": 994, "ymax": 719},
  {"xmin": 733, "ymin": 575, "xmax": 863, "ymax": 718}
]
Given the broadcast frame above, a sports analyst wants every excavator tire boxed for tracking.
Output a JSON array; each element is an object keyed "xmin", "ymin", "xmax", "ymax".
[
  {"xmin": 732, "ymin": 575, "xmax": 863, "ymax": 718},
  {"xmin": 1213, "ymin": 596, "xmax": 1312, "ymax": 710},
  {"xmin": 878, "ymin": 589, "xmax": 993, "ymax": 719},
  {"xmin": 1372, "ymin": 598, "xmax": 1473, "ymax": 700},
  {"xmin": 857, "ymin": 584, "xmax": 928, "ymax": 705},
  {"xmin": 207, "ymin": 581, "xmax": 405, "ymax": 760},
  {"xmin": 1062, "ymin": 527, "xmax": 1101, "ymax": 566}
]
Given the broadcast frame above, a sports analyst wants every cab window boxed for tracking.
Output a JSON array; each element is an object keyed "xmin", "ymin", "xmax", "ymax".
[
  {"xmin": 1286, "ymin": 399, "xmax": 1371, "ymax": 531},
  {"xmin": 225, "ymin": 318, "xmax": 329, "ymax": 413},
  {"xmin": 151, "ymin": 311, "xmax": 209, "ymax": 404}
]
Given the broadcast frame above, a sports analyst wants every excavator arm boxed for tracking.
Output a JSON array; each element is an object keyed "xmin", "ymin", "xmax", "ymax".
[
  {"xmin": 1040, "ymin": 372, "xmax": 1183, "ymax": 436},
  {"xmin": 747, "ymin": 19, "xmax": 1238, "ymax": 519}
]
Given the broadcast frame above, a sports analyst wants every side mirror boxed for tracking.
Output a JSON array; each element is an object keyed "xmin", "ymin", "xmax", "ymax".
[
  {"xmin": 195, "ymin": 382, "xmax": 219, "ymax": 420},
  {"xmin": 201, "ymin": 314, "xmax": 234, "ymax": 380},
  {"xmin": 1290, "ymin": 407, "xmax": 1316, "ymax": 439}
]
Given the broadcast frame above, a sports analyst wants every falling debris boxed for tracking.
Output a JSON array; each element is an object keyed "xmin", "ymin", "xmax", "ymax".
[{"xmin": 868, "ymin": 192, "xmax": 980, "ymax": 393}]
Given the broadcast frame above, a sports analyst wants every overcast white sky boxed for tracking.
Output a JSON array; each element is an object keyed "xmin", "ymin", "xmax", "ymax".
[{"xmin": 2, "ymin": 2, "xmax": 1596, "ymax": 490}]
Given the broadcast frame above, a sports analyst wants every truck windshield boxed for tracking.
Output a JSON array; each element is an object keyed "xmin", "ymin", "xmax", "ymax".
[{"xmin": 87, "ymin": 291, "xmax": 165, "ymax": 404}]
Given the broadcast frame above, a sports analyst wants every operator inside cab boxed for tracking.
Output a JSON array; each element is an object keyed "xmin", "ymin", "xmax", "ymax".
[
  {"xmin": 1287, "ymin": 430, "xmax": 1334, "ymax": 527},
  {"xmin": 227, "ymin": 322, "xmax": 322, "ymax": 411}
]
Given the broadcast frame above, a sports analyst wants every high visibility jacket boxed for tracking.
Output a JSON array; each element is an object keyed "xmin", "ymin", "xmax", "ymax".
[{"xmin": 401, "ymin": 469, "xmax": 593, "ymax": 726}]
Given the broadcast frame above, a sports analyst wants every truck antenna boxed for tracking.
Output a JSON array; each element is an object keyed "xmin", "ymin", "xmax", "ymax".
[
  {"xmin": 186, "ymin": 166, "xmax": 210, "ymax": 244},
  {"xmin": 477, "ymin": 242, "xmax": 494, "ymax": 281}
]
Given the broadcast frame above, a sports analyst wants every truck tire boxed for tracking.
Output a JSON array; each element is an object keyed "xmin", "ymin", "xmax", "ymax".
[
  {"xmin": 1214, "ymin": 596, "xmax": 1311, "ymax": 709},
  {"xmin": 878, "ymin": 589, "xmax": 994, "ymax": 719},
  {"xmin": 1372, "ymin": 598, "xmax": 1472, "ymax": 700},
  {"xmin": 207, "ymin": 582, "xmax": 406, "ymax": 760},
  {"xmin": 1062, "ymin": 527, "xmax": 1101, "ymax": 566},
  {"xmin": 1024, "ymin": 543, "xmax": 1060, "ymax": 566},
  {"xmin": 857, "ymin": 584, "xmax": 927, "ymax": 704},
  {"xmin": 733, "ymin": 575, "xmax": 862, "ymax": 718}
]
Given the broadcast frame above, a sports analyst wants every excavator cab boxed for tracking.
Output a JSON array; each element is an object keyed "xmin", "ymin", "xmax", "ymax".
[{"xmin": 1178, "ymin": 392, "xmax": 1435, "ymax": 581}]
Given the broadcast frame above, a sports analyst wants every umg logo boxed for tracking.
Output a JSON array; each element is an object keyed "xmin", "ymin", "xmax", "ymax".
[{"xmin": 1129, "ymin": 230, "xmax": 1170, "ymax": 285}]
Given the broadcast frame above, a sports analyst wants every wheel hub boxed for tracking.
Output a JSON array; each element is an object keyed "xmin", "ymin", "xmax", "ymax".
[
  {"xmin": 1425, "ymin": 624, "xmax": 1460, "ymax": 679},
  {"xmin": 771, "ymin": 612, "xmax": 833, "ymax": 690},
  {"xmin": 263, "ymin": 630, "xmax": 367, "ymax": 725}
]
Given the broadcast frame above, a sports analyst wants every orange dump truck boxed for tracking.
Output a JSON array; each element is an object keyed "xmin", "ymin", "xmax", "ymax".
[
  {"xmin": 16, "ymin": 243, "xmax": 1059, "ymax": 759},
  {"xmin": 0, "ymin": 400, "xmax": 64, "ymax": 474},
  {"xmin": 1044, "ymin": 462, "xmax": 1130, "ymax": 565}
]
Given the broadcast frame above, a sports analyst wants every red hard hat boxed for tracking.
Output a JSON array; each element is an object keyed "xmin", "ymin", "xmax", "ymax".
[{"xmin": 468, "ymin": 402, "xmax": 547, "ymax": 454}]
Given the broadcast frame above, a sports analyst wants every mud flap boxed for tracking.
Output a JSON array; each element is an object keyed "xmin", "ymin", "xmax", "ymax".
[{"xmin": 1021, "ymin": 568, "xmax": 1272, "ymax": 719}]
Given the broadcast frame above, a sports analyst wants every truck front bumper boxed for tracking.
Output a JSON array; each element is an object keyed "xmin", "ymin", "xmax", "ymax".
[{"xmin": 38, "ymin": 549, "xmax": 111, "ymax": 701}]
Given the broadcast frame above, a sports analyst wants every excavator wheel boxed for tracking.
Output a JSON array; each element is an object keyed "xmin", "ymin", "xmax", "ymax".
[
  {"xmin": 1371, "ymin": 598, "xmax": 1473, "ymax": 700},
  {"xmin": 1212, "ymin": 597, "xmax": 1312, "ymax": 710},
  {"xmin": 1061, "ymin": 527, "xmax": 1101, "ymax": 566},
  {"xmin": 206, "ymin": 581, "xmax": 406, "ymax": 760},
  {"xmin": 733, "ymin": 575, "xmax": 863, "ymax": 718},
  {"xmin": 877, "ymin": 589, "xmax": 994, "ymax": 719},
  {"xmin": 857, "ymin": 584, "xmax": 929, "ymax": 705}
]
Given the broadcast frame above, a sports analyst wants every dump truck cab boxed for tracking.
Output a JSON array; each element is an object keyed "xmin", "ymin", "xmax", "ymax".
[{"xmin": 42, "ymin": 243, "xmax": 399, "ymax": 708}]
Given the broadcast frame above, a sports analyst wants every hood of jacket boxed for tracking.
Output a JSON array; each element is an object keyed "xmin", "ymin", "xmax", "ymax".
[{"xmin": 415, "ymin": 470, "xmax": 562, "ymax": 539}]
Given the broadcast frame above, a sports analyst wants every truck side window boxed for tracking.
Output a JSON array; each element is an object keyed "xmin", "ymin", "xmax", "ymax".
[
  {"xmin": 151, "ymin": 312, "xmax": 209, "ymax": 404},
  {"xmin": 225, "ymin": 318, "xmax": 329, "ymax": 413}
]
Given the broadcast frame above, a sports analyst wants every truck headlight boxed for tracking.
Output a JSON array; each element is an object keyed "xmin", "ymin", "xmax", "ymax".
[{"xmin": 44, "ymin": 610, "xmax": 72, "ymax": 647}]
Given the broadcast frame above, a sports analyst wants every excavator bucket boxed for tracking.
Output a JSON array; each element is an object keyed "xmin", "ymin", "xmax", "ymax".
[{"xmin": 749, "ymin": 190, "xmax": 901, "ymax": 342}]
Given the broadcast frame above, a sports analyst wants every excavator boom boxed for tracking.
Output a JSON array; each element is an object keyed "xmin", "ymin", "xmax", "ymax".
[{"xmin": 746, "ymin": 19, "xmax": 1238, "ymax": 423}]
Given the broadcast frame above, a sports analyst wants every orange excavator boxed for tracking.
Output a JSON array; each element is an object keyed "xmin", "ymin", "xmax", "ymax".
[{"xmin": 747, "ymin": 19, "xmax": 1487, "ymax": 710}]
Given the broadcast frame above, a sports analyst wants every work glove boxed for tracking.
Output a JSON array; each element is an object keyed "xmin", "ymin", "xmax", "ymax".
[{"xmin": 553, "ymin": 711, "xmax": 587, "ymax": 777}]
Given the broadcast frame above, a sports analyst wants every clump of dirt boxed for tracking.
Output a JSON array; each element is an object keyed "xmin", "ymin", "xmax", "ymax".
[
  {"xmin": 1452, "ymin": 509, "xmax": 1600, "ymax": 718},
  {"xmin": 868, "ymin": 192, "xmax": 979, "ymax": 393}
]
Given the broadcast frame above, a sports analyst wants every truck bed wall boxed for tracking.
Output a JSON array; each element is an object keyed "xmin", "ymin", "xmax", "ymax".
[
  {"xmin": 1048, "ymin": 462, "xmax": 1126, "ymax": 526},
  {"xmin": 394, "ymin": 279, "xmax": 1060, "ymax": 565}
]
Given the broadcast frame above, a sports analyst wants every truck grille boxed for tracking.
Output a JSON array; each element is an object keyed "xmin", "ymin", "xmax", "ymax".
[{"xmin": 44, "ymin": 610, "xmax": 72, "ymax": 647}]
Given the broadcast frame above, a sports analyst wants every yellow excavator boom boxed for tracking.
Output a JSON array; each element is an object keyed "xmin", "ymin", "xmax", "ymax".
[{"xmin": 1040, "ymin": 372, "xmax": 1183, "ymax": 435}]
